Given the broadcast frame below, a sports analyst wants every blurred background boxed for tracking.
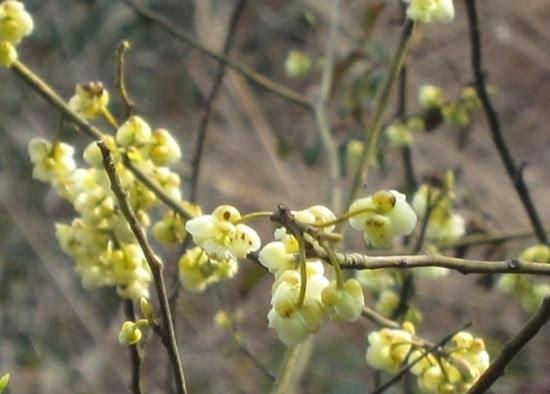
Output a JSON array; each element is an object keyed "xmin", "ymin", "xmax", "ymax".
[{"xmin": 0, "ymin": 0, "xmax": 549, "ymax": 392}]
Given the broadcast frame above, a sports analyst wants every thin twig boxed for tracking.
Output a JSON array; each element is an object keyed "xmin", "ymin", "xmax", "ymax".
[
  {"xmin": 189, "ymin": 0, "xmax": 248, "ymax": 203},
  {"xmin": 313, "ymin": 0, "xmax": 342, "ymax": 212},
  {"xmin": 116, "ymin": 40, "xmax": 136, "ymax": 118},
  {"xmin": 362, "ymin": 306, "xmax": 400, "ymax": 329},
  {"xmin": 343, "ymin": 19, "xmax": 415, "ymax": 215},
  {"xmin": 464, "ymin": 0, "xmax": 548, "ymax": 245},
  {"xmin": 442, "ymin": 225, "xmax": 550, "ymax": 249},
  {"xmin": 118, "ymin": 0, "xmax": 311, "ymax": 108},
  {"xmin": 468, "ymin": 296, "xmax": 550, "ymax": 394},
  {"xmin": 98, "ymin": 142, "xmax": 188, "ymax": 394},
  {"xmin": 124, "ymin": 300, "xmax": 143, "ymax": 394},
  {"xmin": 337, "ymin": 252, "xmax": 550, "ymax": 276}
]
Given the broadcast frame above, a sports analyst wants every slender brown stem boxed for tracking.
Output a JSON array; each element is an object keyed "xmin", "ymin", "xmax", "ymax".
[
  {"xmin": 337, "ymin": 252, "xmax": 550, "ymax": 276},
  {"xmin": 442, "ymin": 225, "xmax": 550, "ymax": 249},
  {"xmin": 118, "ymin": 0, "xmax": 310, "ymax": 108},
  {"xmin": 115, "ymin": 40, "xmax": 136, "ymax": 118},
  {"xmin": 189, "ymin": 0, "xmax": 248, "ymax": 202},
  {"xmin": 468, "ymin": 297, "xmax": 550, "ymax": 394},
  {"xmin": 343, "ymin": 18, "xmax": 415, "ymax": 216},
  {"xmin": 99, "ymin": 142, "xmax": 188, "ymax": 394},
  {"xmin": 464, "ymin": 0, "xmax": 548, "ymax": 245},
  {"xmin": 124, "ymin": 300, "xmax": 143, "ymax": 394}
]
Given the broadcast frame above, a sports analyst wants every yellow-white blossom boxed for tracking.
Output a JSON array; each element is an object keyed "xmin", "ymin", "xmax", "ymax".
[
  {"xmin": 0, "ymin": 0, "xmax": 33, "ymax": 45},
  {"xmin": 366, "ymin": 323, "xmax": 415, "ymax": 373},
  {"xmin": 386, "ymin": 122, "xmax": 414, "ymax": 148},
  {"xmin": 268, "ymin": 263, "xmax": 329, "ymax": 346},
  {"xmin": 321, "ymin": 278, "xmax": 365, "ymax": 321},
  {"xmin": 28, "ymin": 138, "xmax": 76, "ymax": 183},
  {"xmin": 349, "ymin": 190, "xmax": 417, "ymax": 248},
  {"xmin": 185, "ymin": 205, "xmax": 261, "ymax": 259},
  {"xmin": 419, "ymin": 84, "xmax": 445, "ymax": 108},
  {"xmin": 178, "ymin": 246, "xmax": 238, "ymax": 292},
  {"xmin": 403, "ymin": 0, "xmax": 455, "ymax": 24},
  {"xmin": 68, "ymin": 82, "xmax": 110, "ymax": 120},
  {"xmin": 116, "ymin": 115, "xmax": 152, "ymax": 147}
]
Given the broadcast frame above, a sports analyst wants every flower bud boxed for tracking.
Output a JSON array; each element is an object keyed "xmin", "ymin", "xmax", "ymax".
[
  {"xmin": 285, "ymin": 50, "xmax": 312, "ymax": 78},
  {"xmin": 0, "ymin": 40, "xmax": 16, "ymax": 66},
  {"xmin": 386, "ymin": 122, "xmax": 413, "ymax": 148},
  {"xmin": 118, "ymin": 321, "xmax": 142, "ymax": 345}
]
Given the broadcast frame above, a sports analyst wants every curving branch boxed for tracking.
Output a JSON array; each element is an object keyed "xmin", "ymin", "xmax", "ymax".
[
  {"xmin": 464, "ymin": 0, "xmax": 548, "ymax": 245},
  {"xmin": 468, "ymin": 296, "xmax": 550, "ymax": 394},
  {"xmin": 118, "ymin": 0, "xmax": 310, "ymax": 108},
  {"xmin": 188, "ymin": 0, "xmax": 248, "ymax": 203},
  {"xmin": 99, "ymin": 142, "xmax": 188, "ymax": 394},
  {"xmin": 337, "ymin": 252, "xmax": 550, "ymax": 276}
]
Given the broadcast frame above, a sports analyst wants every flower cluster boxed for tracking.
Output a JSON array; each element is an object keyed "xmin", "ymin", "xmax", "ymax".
[
  {"xmin": 181, "ymin": 205, "xmax": 261, "ymax": 292},
  {"xmin": 385, "ymin": 84, "xmax": 482, "ymax": 149},
  {"xmin": 412, "ymin": 172, "xmax": 465, "ymax": 244},
  {"xmin": 349, "ymin": 190, "xmax": 417, "ymax": 248},
  {"xmin": 419, "ymin": 84, "xmax": 482, "ymax": 128},
  {"xmin": 367, "ymin": 325, "xmax": 490, "ymax": 393},
  {"xmin": 402, "ymin": 0, "xmax": 455, "ymax": 24},
  {"xmin": 0, "ymin": 0, "xmax": 33, "ymax": 67},
  {"xmin": 498, "ymin": 245, "xmax": 550, "ymax": 312},
  {"xmin": 412, "ymin": 332, "xmax": 489, "ymax": 393},
  {"xmin": 258, "ymin": 206, "xmax": 365, "ymax": 346},
  {"xmin": 68, "ymin": 82, "xmax": 110, "ymax": 120},
  {"xmin": 29, "ymin": 83, "xmax": 188, "ymax": 300}
]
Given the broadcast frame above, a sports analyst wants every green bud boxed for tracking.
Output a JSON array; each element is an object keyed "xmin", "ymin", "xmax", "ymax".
[
  {"xmin": 118, "ymin": 321, "xmax": 142, "ymax": 345},
  {"xmin": 139, "ymin": 297, "xmax": 154, "ymax": 321}
]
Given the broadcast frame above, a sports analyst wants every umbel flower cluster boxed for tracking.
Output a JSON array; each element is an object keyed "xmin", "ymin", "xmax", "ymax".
[
  {"xmin": 28, "ymin": 82, "xmax": 188, "ymax": 300},
  {"xmin": 367, "ymin": 324, "xmax": 489, "ymax": 393}
]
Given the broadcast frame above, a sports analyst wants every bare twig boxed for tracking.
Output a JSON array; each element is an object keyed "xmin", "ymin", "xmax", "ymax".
[
  {"xmin": 362, "ymin": 306, "xmax": 400, "ymax": 329},
  {"xmin": 343, "ymin": 19, "xmax": 415, "ymax": 215},
  {"xmin": 189, "ymin": 0, "xmax": 248, "ymax": 203},
  {"xmin": 313, "ymin": 0, "xmax": 342, "ymax": 212},
  {"xmin": 118, "ymin": 0, "xmax": 310, "ymax": 108},
  {"xmin": 337, "ymin": 252, "xmax": 550, "ymax": 276},
  {"xmin": 124, "ymin": 300, "xmax": 143, "ymax": 394},
  {"xmin": 115, "ymin": 40, "xmax": 136, "ymax": 118},
  {"xmin": 464, "ymin": 0, "xmax": 548, "ymax": 245},
  {"xmin": 99, "ymin": 142, "xmax": 188, "ymax": 394},
  {"xmin": 468, "ymin": 297, "xmax": 550, "ymax": 393},
  {"xmin": 442, "ymin": 225, "xmax": 550, "ymax": 249}
]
